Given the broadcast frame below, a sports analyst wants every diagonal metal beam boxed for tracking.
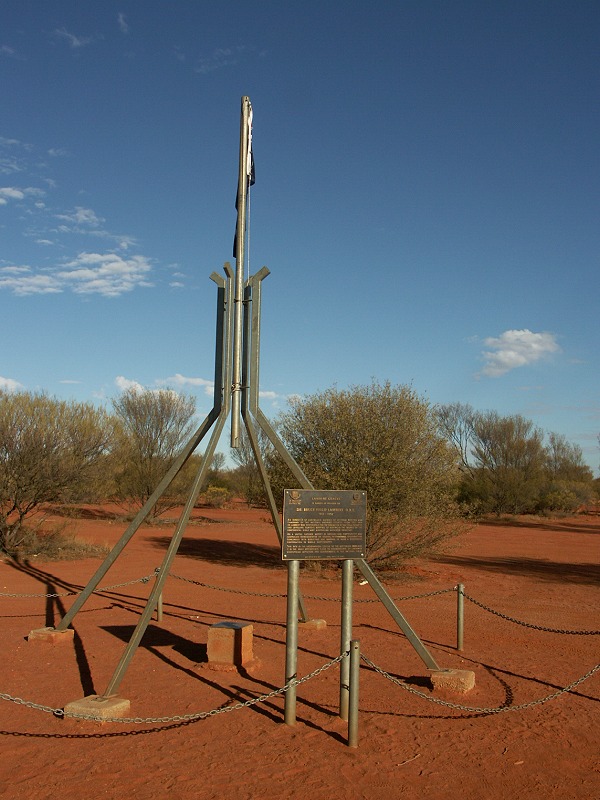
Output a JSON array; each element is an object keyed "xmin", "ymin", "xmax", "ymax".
[{"xmin": 56, "ymin": 268, "xmax": 232, "ymax": 632}]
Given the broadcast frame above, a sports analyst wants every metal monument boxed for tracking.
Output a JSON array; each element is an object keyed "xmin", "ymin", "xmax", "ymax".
[{"xmin": 50, "ymin": 97, "xmax": 440, "ymax": 701}]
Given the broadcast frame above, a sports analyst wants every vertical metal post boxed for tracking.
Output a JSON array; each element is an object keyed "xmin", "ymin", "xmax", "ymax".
[
  {"xmin": 457, "ymin": 583, "xmax": 464, "ymax": 651},
  {"xmin": 155, "ymin": 591, "xmax": 163, "ymax": 623},
  {"xmin": 339, "ymin": 559, "xmax": 354, "ymax": 720},
  {"xmin": 231, "ymin": 96, "xmax": 252, "ymax": 448},
  {"xmin": 348, "ymin": 640, "xmax": 360, "ymax": 748},
  {"xmin": 284, "ymin": 559, "xmax": 300, "ymax": 725}
]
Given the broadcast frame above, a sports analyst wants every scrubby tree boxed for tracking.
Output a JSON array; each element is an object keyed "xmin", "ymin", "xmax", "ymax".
[
  {"xmin": 538, "ymin": 432, "xmax": 594, "ymax": 511},
  {"xmin": 111, "ymin": 388, "xmax": 197, "ymax": 518},
  {"xmin": 469, "ymin": 412, "xmax": 546, "ymax": 513},
  {"xmin": 436, "ymin": 402, "xmax": 476, "ymax": 477},
  {"xmin": 229, "ymin": 426, "xmax": 269, "ymax": 506},
  {"xmin": 0, "ymin": 391, "xmax": 111, "ymax": 553},
  {"xmin": 437, "ymin": 404, "xmax": 595, "ymax": 514},
  {"xmin": 270, "ymin": 381, "xmax": 464, "ymax": 569}
]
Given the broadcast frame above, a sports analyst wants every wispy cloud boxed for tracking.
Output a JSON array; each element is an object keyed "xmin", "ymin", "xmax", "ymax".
[
  {"xmin": 157, "ymin": 374, "xmax": 214, "ymax": 396},
  {"xmin": 118, "ymin": 13, "xmax": 129, "ymax": 34},
  {"xmin": 195, "ymin": 46, "xmax": 251, "ymax": 75},
  {"xmin": 57, "ymin": 252, "xmax": 153, "ymax": 296},
  {"xmin": 0, "ymin": 45, "xmax": 22, "ymax": 60},
  {"xmin": 55, "ymin": 206, "xmax": 104, "ymax": 227},
  {"xmin": 0, "ymin": 186, "xmax": 45, "ymax": 205},
  {"xmin": 54, "ymin": 28, "xmax": 93, "ymax": 49},
  {"xmin": 0, "ymin": 252, "xmax": 153, "ymax": 297},
  {"xmin": 0, "ymin": 376, "xmax": 24, "ymax": 392},
  {"xmin": 115, "ymin": 376, "xmax": 145, "ymax": 393},
  {"xmin": 478, "ymin": 329, "xmax": 561, "ymax": 378}
]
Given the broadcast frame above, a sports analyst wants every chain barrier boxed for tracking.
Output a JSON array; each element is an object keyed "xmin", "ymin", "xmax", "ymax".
[
  {"xmin": 0, "ymin": 567, "xmax": 161, "ymax": 599},
  {"xmin": 4, "ymin": 566, "xmax": 597, "ymax": 638},
  {"xmin": 0, "ymin": 652, "xmax": 347, "ymax": 725},
  {"xmin": 169, "ymin": 572, "xmax": 455, "ymax": 604},
  {"xmin": 462, "ymin": 591, "xmax": 600, "ymax": 635},
  {"xmin": 360, "ymin": 654, "xmax": 600, "ymax": 715}
]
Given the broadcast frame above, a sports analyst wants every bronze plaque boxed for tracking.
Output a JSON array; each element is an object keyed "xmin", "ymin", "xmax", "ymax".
[{"xmin": 282, "ymin": 489, "xmax": 367, "ymax": 560}]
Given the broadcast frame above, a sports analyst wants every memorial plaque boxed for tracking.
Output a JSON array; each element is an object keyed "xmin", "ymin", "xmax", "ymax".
[{"xmin": 282, "ymin": 489, "xmax": 367, "ymax": 560}]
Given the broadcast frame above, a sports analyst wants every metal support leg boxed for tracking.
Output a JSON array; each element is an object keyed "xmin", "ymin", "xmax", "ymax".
[
  {"xmin": 284, "ymin": 560, "xmax": 300, "ymax": 726},
  {"xmin": 356, "ymin": 558, "xmax": 440, "ymax": 671},
  {"xmin": 339, "ymin": 559, "xmax": 353, "ymax": 720},
  {"xmin": 348, "ymin": 640, "xmax": 360, "ymax": 748},
  {"xmin": 457, "ymin": 583, "xmax": 464, "ymax": 651}
]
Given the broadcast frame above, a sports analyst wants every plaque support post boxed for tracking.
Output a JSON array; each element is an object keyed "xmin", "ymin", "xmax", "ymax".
[
  {"xmin": 339, "ymin": 559, "xmax": 354, "ymax": 720},
  {"xmin": 284, "ymin": 559, "xmax": 300, "ymax": 726}
]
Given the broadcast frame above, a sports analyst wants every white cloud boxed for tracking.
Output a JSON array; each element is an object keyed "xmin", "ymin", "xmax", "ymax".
[
  {"xmin": 0, "ymin": 46, "xmax": 21, "ymax": 59},
  {"xmin": 0, "ymin": 268, "xmax": 62, "ymax": 295},
  {"xmin": 54, "ymin": 28, "xmax": 93, "ymax": 49},
  {"xmin": 157, "ymin": 374, "xmax": 214, "ymax": 396},
  {"xmin": 115, "ymin": 376, "xmax": 145, "ymax": 393},
  {"xmin": 57, "ymin": 252, "xmax": 152, "ymax": 296},
  {"xmin": 195, "ymin": 46, "xmax": 251, "ymax": 75},
  {"xmin": 479, "ymin": 329, "xmax": 561, "ymax": 378},
  {"xmin": 0, "ymin": 252, "xmax": 152, "ymax": 297},
  {"xmin": 0, "ymin": 376, "xmax": 24, "ymax": 392},
  {"xmin": 0, "ymin": 187, "xmax": 24, "ymax": 201},
  {"xmin": 0, "ymin": 186, "xmax": 44, "ymax": 204},
  {"xmin": 118, "ymin": 13, "xmax": 129, "ymax": 34},
  {"xmin": 55, "ymin": 206, "xmax": 104, "ymax": 227},
  {"xmin": 259, "ymin": 390, "xmax": 280, "ymax": 400}
]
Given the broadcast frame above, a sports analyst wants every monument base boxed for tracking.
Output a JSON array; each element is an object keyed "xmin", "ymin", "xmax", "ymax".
[
  {"xmin": 429, "ymin": 669, "xmax": 476, "ymax": 694},
  {"xmin": 298, "ymin": 618, "xmax": 327, "ymax": 631},
  {"xmin": 27, "ymin": 627, "xmax": 74, "ymax": 644},
  {"xmin": 64, "ymin": 695, "xmax": 131, "ymax": 721}
]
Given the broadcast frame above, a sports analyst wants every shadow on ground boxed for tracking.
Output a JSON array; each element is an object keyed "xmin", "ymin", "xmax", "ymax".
[
  {"xmin": 432, "ymin": 554, "xmax": 600, "ymax": 585},
  {"xmin": 148, "ymin": 536, "xmax": 283, "ymax": 569}
]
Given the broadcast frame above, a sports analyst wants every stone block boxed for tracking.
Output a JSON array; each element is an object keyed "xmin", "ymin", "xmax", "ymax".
[
  {"xmin": 64, "ymin": 695, "xmax": 131, "ymax": 722},
  {"xmin": 207, "ymin": 621, "xmax": 253, "ymax": 667},
  {"xmin": 298, "ymin": 618, "xmax": 327, "ymax": 631},
  {"xmin": 27, "ymin": 627, "xmax": 74, "ymax": 644},
  {"xmin": 429, "ymin": 668, "xmax": 476, "ymax": 694}
]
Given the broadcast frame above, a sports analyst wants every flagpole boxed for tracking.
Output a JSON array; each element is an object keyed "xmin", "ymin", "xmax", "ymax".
[{"xmin": 231, "ymin": 95, "xmax": 252, "ymax": 448}]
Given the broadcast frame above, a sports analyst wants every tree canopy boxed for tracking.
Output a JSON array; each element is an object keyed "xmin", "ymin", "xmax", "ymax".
[
  {"xmin": 0, "ymin": 391, "xmax": 111, "ymax": 552},
  {"xmin": 271, "ymin": 381, "xmax": 463, "ymax": 567}
]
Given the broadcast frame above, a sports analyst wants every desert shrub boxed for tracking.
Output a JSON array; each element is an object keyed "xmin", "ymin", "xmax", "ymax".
[
  {"xmin": 0, "ymin": 391, "xmax": 112, "ymax": 555},
  {"xmin": 2, "ymin": 523, "xmax": 109, "ymax": 561},
  {"xmin": 110, "ymin": 388, "xmax": 197, "ymax": 519},
  {"xmin": 268, "ymin": 381, "xmax": 465, "ymax": 570},
  {"xmin": 199, "ymin": 485, "xmax": 231, "ymax": 508}
]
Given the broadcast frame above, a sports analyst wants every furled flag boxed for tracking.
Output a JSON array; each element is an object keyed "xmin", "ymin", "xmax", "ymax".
[{"xmin": 233, "ymin": 101, "xmax": 255, "ymax": 257}]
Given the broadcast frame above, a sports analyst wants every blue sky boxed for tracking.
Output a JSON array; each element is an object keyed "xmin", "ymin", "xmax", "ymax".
[{"xmin": 1, "ymin": 1, "xmax": 599, "ymax": 472}]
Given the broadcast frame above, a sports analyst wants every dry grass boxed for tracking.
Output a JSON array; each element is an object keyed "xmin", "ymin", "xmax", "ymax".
[{"xmin": 3, "ymin": 524, "xmax": 109, "ymax": 561}]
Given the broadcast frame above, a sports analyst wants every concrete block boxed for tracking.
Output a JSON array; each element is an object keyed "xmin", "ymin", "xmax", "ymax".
[
  {"xmin": 207, "ymin": 621, "xmax": 253, "ymax": 667},
  {"xmin": 27, "ymin": 627, "xmax": 74, "ymax": 644},
  {"xmin": 429, "ymin": 668, "xmax": 476, "ymax": 694},
  {"xmin": 64, "ymin": 695, "xmax": 131, "ymax": 721},
  {"xmin": 298, "ymin": 618, "xmax": 327, "ymax": 631}
]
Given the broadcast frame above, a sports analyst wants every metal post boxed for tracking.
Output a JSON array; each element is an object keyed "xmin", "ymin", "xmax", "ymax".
[
  {"xmin": 155, "ymin": 591, "xmax": 163, "ymax": 623},
  {"xmin": 55, "ymin": 271, "xmax": 230, "ymax": 633},
  {"xmin": 348, "ymin": 639, "xmax": 360, "ymax": 748},
  {"xmin": 339, "ymin": 559, "xmax": 354, "ymax": 720},
  {"xmin": 231, "ymin": 96, "xmax": 252, "ymax": 448},
  {"xmin": 284, "ymin": 560, "xmax": 300, "ymax": 726},
  {"xmin": 356, "ymin": 558, "xmax": 440, "ymax": 670},
  {"xmin": 457, "ymin": 583, "xmax": 464, "ymax": 651}
]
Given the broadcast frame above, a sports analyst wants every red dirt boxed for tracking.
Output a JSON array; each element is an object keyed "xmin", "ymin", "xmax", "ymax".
[{"xmin": 0, "ymin": 504, "xmax": 598, "ymax": 800}]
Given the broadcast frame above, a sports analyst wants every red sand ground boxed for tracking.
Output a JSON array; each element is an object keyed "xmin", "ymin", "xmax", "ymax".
[{"xmin": 0, "ymin": 503, "xmax": 598, "ymax": 800}]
